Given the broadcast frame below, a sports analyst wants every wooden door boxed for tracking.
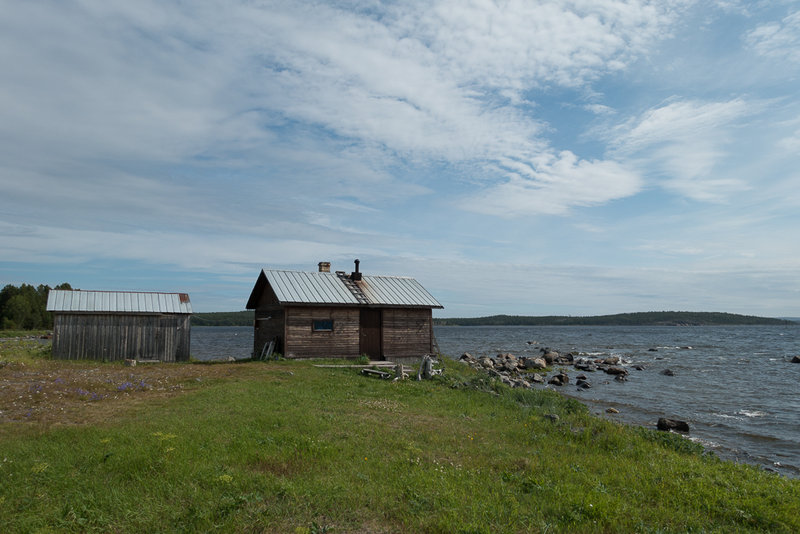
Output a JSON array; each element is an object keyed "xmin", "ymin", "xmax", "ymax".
[{"xmin": 359, "ymin": 308, "xmax": 382, "ymax": 359}]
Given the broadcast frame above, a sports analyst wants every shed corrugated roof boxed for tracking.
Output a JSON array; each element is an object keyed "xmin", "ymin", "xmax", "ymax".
[
  {"xmin": 46, "ymin": 290, "xmax": 192, "ymax": 314},
  {"xmin": 250, "ymin": 269, "xmax": 443, "ymax": 308}
]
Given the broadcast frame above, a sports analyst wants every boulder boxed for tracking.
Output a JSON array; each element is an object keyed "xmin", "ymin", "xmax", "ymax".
[
  {"xmin": 576, "ymin": 378, "xmax": 591, "ymax": 389},
  {"xmin": 660, "ymin": 369, "xmax": 675, "ymax": 376},
  {"xmin": 479, "ymin": 357, "xmax": 494, "ymax": 369},
  {"xmin": 604, "ymin": 366, "xmax": 628, "ymax": 376},
  {"xmin": 529, "ymin": 373, "xmax": 545, "ymax": 384},
  {"xmin": 603, "ymin": 356, "xmax": 620, "ymax": 365},
  {"xmin": 657, "ymin": 418, "xmax": 690, "ymax": 432},
  {"xmin": 524, "ymin": 357, "xmax": 547, "ymax": 370},
  {"xmin": 606, "ymin": 407, "xmax": 619, "ymax": 414},
  {"xmin": 540, "ymin": 348, "xmax": 559, "ymax": 364},
  {"xmin": 544, "ymin": 414, "xmax": 559, "ymax": 423},
  {"xmin": 633, "ymin": 365, "xmax": 646, "ymax": 371},
  {"xmin": 574, "ymin": 359, "xmax": 597, "ymax": 372},
  {"xmin": 792, "ymin": 356, "xmax": 800, "ymax": 363},
  {"xmin": 548, "ymin": 371, "xmax": 569, "ymax": 386},
  {"xmin": 460, "ymin": 353, "xmax": 475, "ymax": 362}
]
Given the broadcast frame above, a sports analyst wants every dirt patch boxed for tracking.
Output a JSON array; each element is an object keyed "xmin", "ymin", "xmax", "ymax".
[{"xmin": 0, "ymin": 358, "xmax": 269, "ymax": 427}]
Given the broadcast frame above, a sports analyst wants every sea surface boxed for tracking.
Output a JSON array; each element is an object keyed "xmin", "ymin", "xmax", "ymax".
[{"xmin": 191, "ymin": 324, "xmax": 800, "ymax": 477}]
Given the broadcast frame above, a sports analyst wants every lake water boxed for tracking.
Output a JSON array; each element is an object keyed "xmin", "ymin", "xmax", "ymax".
[{"xmin": 191, "ymin": 324, "xmax": 800, "ymax": 477}]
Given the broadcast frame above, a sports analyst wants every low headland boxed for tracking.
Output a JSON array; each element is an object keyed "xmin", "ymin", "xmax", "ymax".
[
  {"xmin": 189, "ymin": 310, "xmax": 796, "ymax": 327},
  {"xmin": 1, "ymin": 336, "xmax": 798, "ymax": 532},
  {"xmin": 433, "ymin": 311, "xmax": 795, "ymax": 326}
]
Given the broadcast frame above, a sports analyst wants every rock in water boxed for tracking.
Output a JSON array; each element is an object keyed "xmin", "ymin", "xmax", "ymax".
[
  {"xmin": 657, "ymin": 418, "xmax": 690, "ymax": 432},
  {"xmin": 660, "ymin": 369, "xmax": 675, "ymax": 376},
  {"xmin": 791, "ymin": 356, "xmax": 800, "ymax": 363}
]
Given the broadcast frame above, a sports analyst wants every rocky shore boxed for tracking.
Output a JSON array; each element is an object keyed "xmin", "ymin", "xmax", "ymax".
[
  {"xmin": 458, "ymin": 347, "xmax": 634, "ymax": 390},
  {"xmin": 457, "ymin": 348, "xmax": 695, "ymax": 431}
]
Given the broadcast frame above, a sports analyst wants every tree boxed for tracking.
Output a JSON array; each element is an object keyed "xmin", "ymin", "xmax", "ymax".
[{"xmin": 0, "ymin": 282, "xmax": 73, "ymax": 330}]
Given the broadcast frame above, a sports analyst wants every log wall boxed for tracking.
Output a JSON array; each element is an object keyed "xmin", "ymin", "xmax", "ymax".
[
  {"xmin": 284, "ymin": 306, "xmax": 360, "ymax": 359},
  {"xmin": 381, "ymin": 308, "xmax": 433, "ymax": 359},
  {"xmin": 51, "ymin": 313, "xmax": 191, "ymax": 362}
]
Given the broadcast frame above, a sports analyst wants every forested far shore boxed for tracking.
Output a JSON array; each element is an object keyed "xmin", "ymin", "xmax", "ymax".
[
  {"xmin": 0, "ymin": 283, "xmax": 72, "ymax": 330},
  {"xmin": 188, "ymin": 310, "xmax": 797, "ymax": 327},
  {"xmin": 434, "ymin": 311, "xmax": 796, "ymax": 326},
  {"xmin": 191, "ymin": 311, "xmax": 253, "ymax": 326}
]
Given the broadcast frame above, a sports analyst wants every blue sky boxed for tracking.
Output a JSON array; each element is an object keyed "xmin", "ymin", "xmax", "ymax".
[{"xmin": 1, "ymin": 0, "xmax": 799, "ymax": 317}]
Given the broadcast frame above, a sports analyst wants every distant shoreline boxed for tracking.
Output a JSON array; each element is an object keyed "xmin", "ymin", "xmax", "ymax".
[
  {"xmin": 189, "ymin": 310, "xmax": 797, "ymax": 327},
  {"xmin": 433, "ymin": 311, "xmax": 796, "ymax": 327}
]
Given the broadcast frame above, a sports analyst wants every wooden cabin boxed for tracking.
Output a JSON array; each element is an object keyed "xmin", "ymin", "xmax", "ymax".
[
  {"xmin": 46, "ymin": 290, "xmax": 192, "ymax": 362},
  {"xmin": 246, "ymin": 261, "xmax": 443, "ymax": 360}
]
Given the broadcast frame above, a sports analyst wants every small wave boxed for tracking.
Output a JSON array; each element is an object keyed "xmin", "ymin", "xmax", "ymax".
[
  {"xmin": 713, "ymin": 413, "xmax": 741, "ymax": 420},
  {"xmin": 737, "ymin": 409, "xmax": 767, "ymax": 418},
  {"xmin": 689, "ymin": 436, "xmax": 720, "ymax": 449}
]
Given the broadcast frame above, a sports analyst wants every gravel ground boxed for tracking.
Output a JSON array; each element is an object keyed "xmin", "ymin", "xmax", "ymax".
[{"xmin": 0, "ymin": 338, "xmax": 261, "ymax": 426}]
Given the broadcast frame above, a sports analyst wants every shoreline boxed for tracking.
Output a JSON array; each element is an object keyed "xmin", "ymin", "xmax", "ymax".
[{"xmin": 455, "ymin": 349, "xmax": 800, "ymax": 478}]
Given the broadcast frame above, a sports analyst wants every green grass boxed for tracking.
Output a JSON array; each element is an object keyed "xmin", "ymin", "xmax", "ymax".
[{"xmin": 1, "ymin": 354, "xmax": 798, "ymax": 533}]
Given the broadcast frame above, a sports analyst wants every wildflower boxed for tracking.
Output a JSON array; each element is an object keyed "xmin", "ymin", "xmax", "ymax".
[
  {"xmin": 100, "ymin": 438, "xmax": 111, "ymax": 444},
  {"xmin": 164, "ymin": 447, "xmax": 175, "ymax": 453},
  {"xmin": 217, "ymin": 474, "xmax": 233, "ymax": 484}
]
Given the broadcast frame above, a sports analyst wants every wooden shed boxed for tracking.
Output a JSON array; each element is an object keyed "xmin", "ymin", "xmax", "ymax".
[
  {"xmin": 46, "ymin": 290, "xmax": 192, "ymax": 362},
  {"xmin": 246, "ymin": 261, "xmax": 443, "ymax": 360}
]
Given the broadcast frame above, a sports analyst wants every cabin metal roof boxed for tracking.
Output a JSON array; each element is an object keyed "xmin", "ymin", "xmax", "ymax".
[
  {"xmin": 46, "ymin": 290, "xmax": 193, "ymax": 314},
  {"xmin": 248, "ymin": 269, "xmax": 443, "ymax": 309}
]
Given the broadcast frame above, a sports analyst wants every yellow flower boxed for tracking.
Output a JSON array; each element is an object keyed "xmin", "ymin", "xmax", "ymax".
[
  {"xmin": 217, "ymin": 474, "xmax": 233, "ymax": 484},
  {"xmin": 100, "ymin": 438, "xmax": 111, "ymax": 444}
]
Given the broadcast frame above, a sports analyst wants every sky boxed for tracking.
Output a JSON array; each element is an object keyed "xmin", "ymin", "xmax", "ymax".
[{"xmin": 1, "ymin": 0, "xmax": 799, "ymax": 317}]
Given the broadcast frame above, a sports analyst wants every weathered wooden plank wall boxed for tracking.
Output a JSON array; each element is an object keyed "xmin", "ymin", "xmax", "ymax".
[
  {"xmin": 51, "ymin": 313, "xmax": 190, "ymax": 361},
  {"xmin": 284, "ymin": 306, "xmax": 360, "ymax": 359},
  {"xmin": 382, "ymin": 308, "xmax": 433, "ymax": 359}
]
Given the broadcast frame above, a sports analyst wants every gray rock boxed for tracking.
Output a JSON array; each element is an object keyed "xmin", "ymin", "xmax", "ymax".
[
  {"xmin": 792, "ymin": 356, "xmax": 800, "ymax": 363},
  {"xmin": 604, "ymin": 366, "xmax": 628, "ymax": 376},
  {"xmin": 524, "ymin": 357, "xmax": 547, "ymax": 370},
  {"xmin": 660, "ymin": 369, "xmax": 675, "ymax": 376},
  {"xmin": 603, "ymin": 356, "xmax": 620, "ymax": 365},
  {"xmin": 544, "ymin": 413, "xmax": 559, "ymax": 423},
  {"xmin": 529, "ymin": 373, "xmax": 544, "ymax": 384},
  {"xmin": 548, "ymin": 371, "xmax": 569, "ymax": 386},
  {"xmin": 657, "ymin": 418, "xmax": 689, "ymax": 432}
]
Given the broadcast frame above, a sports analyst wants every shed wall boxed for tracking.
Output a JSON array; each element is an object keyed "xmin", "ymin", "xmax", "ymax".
[
  {"xmin": 284, "ymin": 306, "xmax": 360, "ymax": 359},
  {"xmin": 52, "ymin": 313, "xmax": 191, "ymax": 362},
  {"xmin": 382, "ymin": 308, "xmax": 434, "ymax": 359}
]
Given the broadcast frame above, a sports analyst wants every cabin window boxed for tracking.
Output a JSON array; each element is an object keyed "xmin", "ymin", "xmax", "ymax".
[{"xmin": 312, "ymin": 319, "xmax": 333, "ymax": 332}]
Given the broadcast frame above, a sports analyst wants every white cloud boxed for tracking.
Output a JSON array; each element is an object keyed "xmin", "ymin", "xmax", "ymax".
[
  {"xmin": 607, "ymin": 98, "xmax": 754, "ymax": 201},
  {"xmin": 746, "ymin": 10, "xmax": 800, "ymax": 63},
  {"xmin": 462, "ymin": 150, "xmax": 641, "ymax": 217}
]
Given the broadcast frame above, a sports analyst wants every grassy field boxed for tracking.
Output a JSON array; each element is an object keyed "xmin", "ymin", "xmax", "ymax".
[{"xmin": 1, "ymin": 339, "xmax": 799, "ymax": 533}]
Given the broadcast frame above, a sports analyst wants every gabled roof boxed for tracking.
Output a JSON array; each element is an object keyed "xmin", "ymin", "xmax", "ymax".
[
  {"xmin": 47, "ymin": 290, "xmax": 192, "ymax": 314},
  {"xmin": 246, "ymin": 269, "xmax": 443, "ymax": 309}
]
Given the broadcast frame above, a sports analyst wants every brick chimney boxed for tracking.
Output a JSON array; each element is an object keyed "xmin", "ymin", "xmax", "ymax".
[{"xmin": 318, "ymin": 261, "xmax": 331, "ymax": 273}]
